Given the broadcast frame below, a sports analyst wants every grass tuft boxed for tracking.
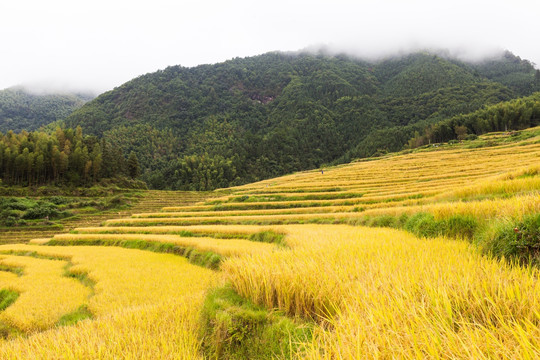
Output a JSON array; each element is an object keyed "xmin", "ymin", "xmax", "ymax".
[
  {"xmin": 200, "ymin": 286, "xmax": 312, "ymax": 360},
  {"xmin": 56, "ymin": 305, "xmax": 93, "ymax": 327},
  {"xmin": 0, "ymin": 289, "xmax": 19, "ymax": 312},
  {"xmin": 248, "ymin": 231, "xmax": 287, "ymax": 246}
]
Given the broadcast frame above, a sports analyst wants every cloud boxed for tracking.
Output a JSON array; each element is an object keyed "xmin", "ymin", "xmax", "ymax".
[{"xmin": 1, "ymin": 0, "xmax": 539, "ymax": 94}]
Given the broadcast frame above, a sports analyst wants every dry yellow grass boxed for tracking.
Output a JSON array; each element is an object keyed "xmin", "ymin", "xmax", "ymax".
[
  {"xmin": 231, "ymin": 141, "xmax": 540, "ymax": 194},
  {"xmin": 103, "ymin": 213, "xmax": 363, "ymax": 226}
]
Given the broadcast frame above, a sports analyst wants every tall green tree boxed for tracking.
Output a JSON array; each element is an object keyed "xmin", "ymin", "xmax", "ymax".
[{"xmin": 127, "ymin": 151, "xmax": 140, "ymax": 179}]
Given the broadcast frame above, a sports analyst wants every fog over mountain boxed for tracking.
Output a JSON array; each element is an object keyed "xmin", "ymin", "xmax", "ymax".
[{"xmin": 1, "ymin": 0, "xmax": 539, "ymax": 94}]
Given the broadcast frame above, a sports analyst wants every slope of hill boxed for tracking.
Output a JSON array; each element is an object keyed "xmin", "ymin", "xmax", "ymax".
[
  {"xmin": 64, "ymin": 50, "xmax": 538, "ymax": 189},
  {"xmin": 0, "ymin": 87, "xmax": 93, "ymax": 133}
]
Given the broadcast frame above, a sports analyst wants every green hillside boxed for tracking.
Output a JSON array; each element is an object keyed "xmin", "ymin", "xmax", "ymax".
[
  {"xmin": 64, "ymin": 50, "xmax": 539, "ymax": 190},
  {"xmin": 0, "ymin": 87, "xmax": 93, "ymax": 133}
]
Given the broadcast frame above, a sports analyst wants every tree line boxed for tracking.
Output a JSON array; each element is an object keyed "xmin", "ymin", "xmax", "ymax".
[
  {"xmin": 405, "ymin": 93, "xmax": 540, "ymax": 148},
  {"xmin": 0, "ymin": 126, "xmax": 139, "ymax": 187}
]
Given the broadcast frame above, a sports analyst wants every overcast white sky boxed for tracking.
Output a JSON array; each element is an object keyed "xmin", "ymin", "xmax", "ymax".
[{"xmin": 1, "ymin": 0, "xmax": 539, "ymax": 94}]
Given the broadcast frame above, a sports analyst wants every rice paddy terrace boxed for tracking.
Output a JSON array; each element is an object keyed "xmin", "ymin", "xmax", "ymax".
[
  {"xmin": 0, "ymin": 190, "xmax": 208, "ymax": 245},
  {"xmin": 0, "ymin": 128, "xmax": 539, "ymax": 359}
]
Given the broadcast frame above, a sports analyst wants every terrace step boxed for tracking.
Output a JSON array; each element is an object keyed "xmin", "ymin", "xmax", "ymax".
[{"xmin": 1, "ymin": 190, "xmax": 212, "ymax": 245}]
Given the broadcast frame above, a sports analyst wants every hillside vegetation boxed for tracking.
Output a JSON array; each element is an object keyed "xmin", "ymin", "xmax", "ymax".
[
  {"xmin": 0, "ymin": 87, "xmax": 92, "ymax": 133},
  {"xmin": 0, "ymin": 127, "xmax": 144, "ymax": 187},
  {"xmin": 64, "ymin": 50, "xmax": 540, "ymax": 189},
  {"xmin": 1, "ymin": 126, "xmax": 539, "ymax": 358}
]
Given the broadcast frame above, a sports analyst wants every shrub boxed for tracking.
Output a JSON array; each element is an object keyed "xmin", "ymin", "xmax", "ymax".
[
  {"xmin": 200, "ymin": 286, "xmax": 312, "ymax": 360},
  {"xmin": 22, "ymin": 203, "xmax": 60, "ymax": 220},
  {"xmin": 47, "ymin": 196, "xmax": 72, "ymax": 205},
  {"xmin": 443, "ymin": 215, "xmax": 478, "ymax": 239},
  {"xmin": 476, "ymin": 213, "xmax": 540, "ymax": 263},
  {"xmin": 404, "ymin": 213, "xmax": 439, "ymax": 238}
]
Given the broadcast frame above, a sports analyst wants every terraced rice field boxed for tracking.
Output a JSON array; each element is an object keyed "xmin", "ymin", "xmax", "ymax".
[
  {"xmin": 0, "ymin": 128, "xmax": 540, "ymax": 358},
  {"xmin": 0, "ymin": 190, "xmax": 208, "ymax": 244}
]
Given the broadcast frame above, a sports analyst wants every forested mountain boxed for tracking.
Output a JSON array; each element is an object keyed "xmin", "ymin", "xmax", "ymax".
[
  {"xmin": 0, "ymin": 87, "xmax": 93, "ymax": 133},
  {"xmin": 64, "ymin": 50, "xmax": 540, "ymax": 190}
]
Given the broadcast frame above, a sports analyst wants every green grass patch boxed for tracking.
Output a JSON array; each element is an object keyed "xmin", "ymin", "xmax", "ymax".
[
  {"xmin": 403, "ymin": 213, "xmax": 478, "ymax": 239},
  {"xmin": 248, "ymin": 231, "xmax": 286, "ymax": 246},
  {"xmin": 0, "ymin": 191, "xmax": 138, "ymax": 228},
  {"xmin": 0, "ymin": 290, "xmax": 21, "ymax": 338},
  {"xmin": 201, "ymin": 286, "xmax": 312, "ymax": 360},
  {"xmin": 0, "ymin": 223, "xmax": 64, "ymax": 232},
  {"xmin": 57, "ymin": 305, "xmax": 93, "ymax": 327},
  {"xmin": 346, "ymin": 213, "xmax": 479, "ymax": 240},
  {"xmin": 0, "ymin": 289, "xmax": 19, "ymax": 311}
]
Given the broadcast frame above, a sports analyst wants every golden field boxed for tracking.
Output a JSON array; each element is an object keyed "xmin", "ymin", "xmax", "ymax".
[
  {"xmin": 0, "ymin": 245, "xmax": 217, "ymax": 359},
  {"xmin": 0, "ymin": 128, "xmax": 539, "ymax": 358}
]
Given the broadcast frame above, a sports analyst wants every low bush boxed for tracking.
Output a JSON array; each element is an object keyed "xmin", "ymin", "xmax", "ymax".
[
  {"xmin": 404, "ymin": 213, "xmax": 439, "ymax": 238},
  {"xmin": 476, "ymin": 213, "xmax": 540, "ymax": 263},
  {"xmin": 403, "ymin": 213, "xmax": 479, "ymax": 239},
  {"xmin": 200, "ymin": 286, "xmax": 312, "ymax": 360},
  {"xmin": 444, "ymin": 215, "xmax": 478, "ymax": 239}
]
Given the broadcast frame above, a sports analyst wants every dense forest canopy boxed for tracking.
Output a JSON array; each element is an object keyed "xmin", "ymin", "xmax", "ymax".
[
  {"xmin": 4, "ymin": 50, "xmax": 540, "ymax": 190},
  {"xmin": 0, "ymin": 87, "xmax": 93, "ymax": 133}
]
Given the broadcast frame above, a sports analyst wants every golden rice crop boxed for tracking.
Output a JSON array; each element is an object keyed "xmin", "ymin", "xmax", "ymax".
[
  {"xmin": 75, "ymin": 224, "xmax": 281, "ymax": 236},
  {"xmin": 437, "ymin": 175, "xmax": 540, "ymax": 200},
  {"xmin": 1, "ymin": 129, "xmax": 538, "ymax": 358},
  {"xmin": 0, "ymin": 244, "xmax": 217, "ymax": 358},
  {"xmin": 50, "ymin": 233, "xmax": 276, "ymax": 257},
  {"xmin": 231, "ymin": 141, "xmax": 540, "ymax": 193},
  {"xmin": 0, "ymin": 245, "xmax": 217, "ymax": 316},
  {"xmin": 27, "ymin": 238, "xmax": 51, "ymax": 245},
  {"xmin": 0, "ymin": 254, "xmax": 91, "ymax": 332},
  {"xmin": 103, "ymin": 213, "xmax": 361, "ymax": 226},
  {"xmin": 0, "ymin": 297, "xmax": 205, "ymax": 360},
  {"xmin": 360, "ymin": 192, "xmax": 540, "ymax": 220},
  {"xmin": 224, "ymin": 224, "xmax": 540, "ymax": 358},
  {"xmin": 133, "ymin": 205, "xmax": 355, "ymax": 218}
]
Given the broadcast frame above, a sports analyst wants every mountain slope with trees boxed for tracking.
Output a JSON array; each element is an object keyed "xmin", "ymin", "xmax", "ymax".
[
  {"xmin": 0, "ymin": 87, "xmax": 93, "ymax": 133},
  {"xmin": 63, "ymin": 50, "xmax": 539, "ymax": 190}
]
